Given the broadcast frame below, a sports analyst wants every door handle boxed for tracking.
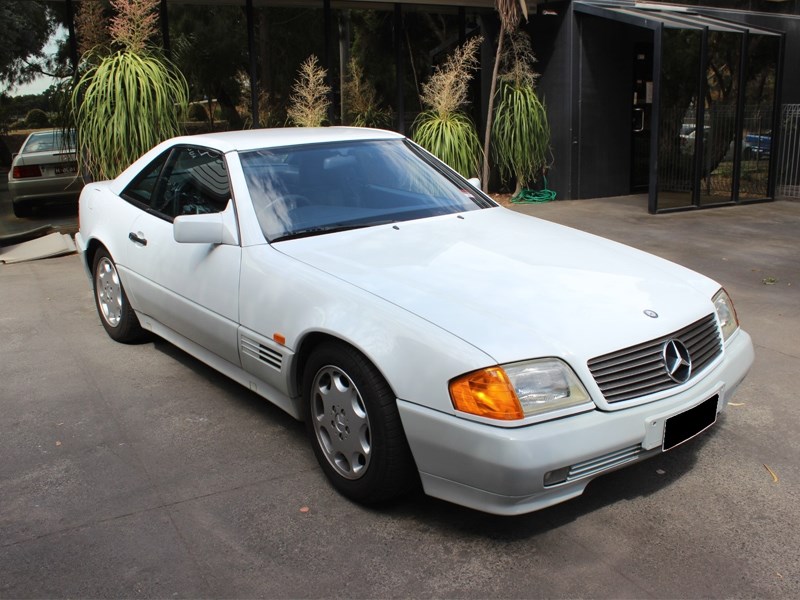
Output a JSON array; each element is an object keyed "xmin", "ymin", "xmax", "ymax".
[
  {"xmin": 633, "ymin": 108, "xmax": 645, "ymax": 133},
  {"xmin": 128, "ymin": 232, "xmax": 148, "ymax": 246}
]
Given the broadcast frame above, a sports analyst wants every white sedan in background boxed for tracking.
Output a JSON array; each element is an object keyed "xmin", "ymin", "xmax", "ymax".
[
  {"xmin": 75, "ymin": 128, "xmax": 754, "ymax": 516},
  {"xmin": 8, "ymin": 129, "xmax": 83, "ymax": 217}
]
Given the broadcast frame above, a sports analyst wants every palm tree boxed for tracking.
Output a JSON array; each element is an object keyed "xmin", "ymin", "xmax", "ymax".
[{"xmin": 481, "ymin": 0, "xmax": 527, "ymax": 192}]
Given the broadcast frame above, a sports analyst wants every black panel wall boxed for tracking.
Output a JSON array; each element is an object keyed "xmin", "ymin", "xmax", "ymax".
[
  {"xmin": 529, "ymin": 3, "xmax": 574, "ymax": 199},
  {"xmin": 574, "ymin": 15, "xmax": 636, "ymax": 198},
  {"xmin": 531, "ymin": 4, "xmax": 655, "ymax": 199}
]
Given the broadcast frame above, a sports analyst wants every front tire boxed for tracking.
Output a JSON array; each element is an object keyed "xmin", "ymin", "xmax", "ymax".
[
  {"xmin": 92, "ymin": 248, "xmax": 145, "ymax": 343},
  {"xmin": 303, "ymin": 342, "xmax": 417, "ymax": 504}
]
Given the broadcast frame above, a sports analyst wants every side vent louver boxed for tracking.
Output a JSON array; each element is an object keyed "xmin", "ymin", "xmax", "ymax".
[{"xmin": 241, "ymin": 336, "xmax": 283, "ymax": 371}]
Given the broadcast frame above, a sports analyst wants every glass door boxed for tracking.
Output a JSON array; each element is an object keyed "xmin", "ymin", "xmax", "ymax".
[
  {"xmin": 655, "ymin": 28, "xmax": 703, "ymax": 211},
  {"xmin": 737, "ymin": 34, "xmax": 779, "ymax": 200}
]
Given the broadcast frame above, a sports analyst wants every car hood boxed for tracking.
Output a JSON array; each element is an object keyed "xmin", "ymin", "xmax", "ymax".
[{"xmin": 276, "ymin": 207, "xmax": 719, "ymax": 365}]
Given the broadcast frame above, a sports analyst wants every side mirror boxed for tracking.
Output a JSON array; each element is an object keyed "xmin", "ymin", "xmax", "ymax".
[
  {"xmin": 467, "ymin": 177, "xmax": 481, "ymax": 189},
  {"xmin": 174, "ymin": 211, "xmax": 238, "ymax": 245}
]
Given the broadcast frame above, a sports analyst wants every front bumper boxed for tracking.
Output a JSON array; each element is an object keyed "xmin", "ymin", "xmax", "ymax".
[{"xmin": 397, "ymin": 328, "xmax": 754, "ymax": 516}]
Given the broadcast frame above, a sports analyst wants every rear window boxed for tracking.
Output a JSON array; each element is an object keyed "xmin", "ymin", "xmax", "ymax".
[{"xmin": 22, "ymin": 130, "xmax": 75, "ymax": 154}]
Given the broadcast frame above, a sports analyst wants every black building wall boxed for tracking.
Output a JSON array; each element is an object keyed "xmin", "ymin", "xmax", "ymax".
[
  {"xmin": 531, "ymin": 4, "xmax": 644, "ymax": 199},
  {"xmin": 573, "ymin": 15, "xmax": 637, "ymax": 199},
  {"xmin": 529, "ymin": 4, "xmax": 574, "ymax": 198}
]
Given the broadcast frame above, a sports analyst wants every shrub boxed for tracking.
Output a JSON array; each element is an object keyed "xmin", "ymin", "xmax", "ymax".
[
  {"xmin": 287, "ymin": 55, "xmax": 331, "ymax": 127},
  {"xmin": 342, "ymin": 58, "xmax": 392, "ymax": 129},
  {"xmin": 25, "ymin": 108, "xmax": 50, "ymax": 128},
  {"xmin": 188, "ymin": 103, "xmax": 208, "ymax": 122}
]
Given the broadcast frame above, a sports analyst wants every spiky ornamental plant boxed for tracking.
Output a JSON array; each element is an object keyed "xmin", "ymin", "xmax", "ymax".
[
  {"xmin": 481, "ymin": 0, "xmax": 528, "ymax": 192},
  {"xmin": 412, "ymin": 36, "xmax": 483, "ymax": 179},
  {"xmin": 287, "ymin": 55, "xmax": 331, "ymax": 127},
  {"xmin": 342, "ymin": 58, "xmax": 392, "ymax": 129},
  {"xmin": 491, "ymin": 30, "xmax": 550, "ymax": 195},
  {"xmin": 71, "ymin": 0, "xmax": 188, "ymax": 180},
  {"xmin": 75, "ymin": 0, "xmax": 109, "ymax": 57}
]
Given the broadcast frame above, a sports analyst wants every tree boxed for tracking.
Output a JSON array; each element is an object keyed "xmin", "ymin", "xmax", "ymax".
[
  {"xmin": 481, "ymin": 0, "xmax": 527, "ymax": 192},
  {"xmin": 659, "ymin": 30, "xmax": 779, "ymax": 193},
  {"xmin": 171, "ymin": 5, "xmax": 251, "ymax": 130},
  {"xmin": 0, "ymin": 1, "xmax": 57, "ymax": 92}
]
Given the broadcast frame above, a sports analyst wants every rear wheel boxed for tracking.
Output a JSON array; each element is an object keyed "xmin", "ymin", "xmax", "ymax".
[
  {"xmin": 303, "ymin": 341, "xmax": 417, "ymax": 504},
  {"xmin": 92, "ymin": 248, "xmax": 145, "ymax": 343}
]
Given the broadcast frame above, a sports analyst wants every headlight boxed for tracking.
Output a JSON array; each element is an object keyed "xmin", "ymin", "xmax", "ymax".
[
  {"xmin": 713, "ymin": 288, "xmax": 739, "ymax": 342},
  {"xmin": 449, "ymin": 358, "xmax": 592, "ymax": 421}
]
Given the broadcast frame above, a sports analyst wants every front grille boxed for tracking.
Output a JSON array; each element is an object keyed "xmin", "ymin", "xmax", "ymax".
[{"xmin": 588, "ymin": 314, "xmax": 722, "ymax": 403}]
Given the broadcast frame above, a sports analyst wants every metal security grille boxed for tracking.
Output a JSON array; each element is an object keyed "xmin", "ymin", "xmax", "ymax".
[
  {"xmin": 778, "ymin": 104, "xmax": 800, "ymax": 200},
  {"xmin": 588, "ymin": 314, "xmax": 722, "ymax": 403}
]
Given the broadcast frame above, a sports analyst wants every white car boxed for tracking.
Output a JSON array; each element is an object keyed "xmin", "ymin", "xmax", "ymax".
[
  {"xmin": 75, "ymin": 127, "xmax": 754, "ymax": 516},
  {"xmin": 8, "ymin": 129, "xmax": 83, "ymax": 217}
]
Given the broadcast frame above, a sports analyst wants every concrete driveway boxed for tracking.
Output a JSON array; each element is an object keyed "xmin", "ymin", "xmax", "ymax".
[{"xmin": 1, "ymin": 196, "xmax": 798, "ymax": 598}]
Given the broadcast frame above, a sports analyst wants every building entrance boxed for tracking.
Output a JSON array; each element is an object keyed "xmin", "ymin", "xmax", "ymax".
[{"xmin": 574, "ymin": 3, "xmax": 782, "ymax": 213}]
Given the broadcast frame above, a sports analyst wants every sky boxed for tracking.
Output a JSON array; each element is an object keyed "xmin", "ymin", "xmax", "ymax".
[{"xmin": 10, "ymin": 26, "xmax": 67, "ymax": 97}]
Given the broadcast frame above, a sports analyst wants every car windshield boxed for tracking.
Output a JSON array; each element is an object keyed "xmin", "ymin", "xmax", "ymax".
[
  {"xmin": 22, "ymin": 130, "xmax": 75, "ymax": 154},
  {"xmin": 239, "ymin": 139, "xmax": 488, "ymax": 242}
]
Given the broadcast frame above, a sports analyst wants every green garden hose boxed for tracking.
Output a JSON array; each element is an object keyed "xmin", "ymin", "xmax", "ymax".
[{"xmin": 510, "ymin": 176, "xmax": 557, "ymax": 204}]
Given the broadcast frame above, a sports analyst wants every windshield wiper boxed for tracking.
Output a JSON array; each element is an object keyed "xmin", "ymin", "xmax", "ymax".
[{"xmin": 271, "ymin": 223, "xmax": 373, "ymax": 242}]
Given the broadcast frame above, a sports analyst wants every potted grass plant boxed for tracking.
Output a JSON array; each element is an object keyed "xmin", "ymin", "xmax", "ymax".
[
  {"xmin": 411, "ymin": 36, "xmax": 483, "ymax": 179},
  {"xmin": 491, "ymin": 31, "xmax": 550, "ymax": 196},
  {"xmin": 71, "ymin": 0, "xmax": 188, "ymax": 181}
]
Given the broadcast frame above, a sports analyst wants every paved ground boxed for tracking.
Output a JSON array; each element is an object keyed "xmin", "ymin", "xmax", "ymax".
[{"xmin": 1, "ymin": 190, "xmax": 799, "ymax": 598}]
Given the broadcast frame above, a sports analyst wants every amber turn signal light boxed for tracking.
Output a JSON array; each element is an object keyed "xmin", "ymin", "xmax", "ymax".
[{"xmin": 449, "ymin": 367, "xmax": 524, "ymax": 420}]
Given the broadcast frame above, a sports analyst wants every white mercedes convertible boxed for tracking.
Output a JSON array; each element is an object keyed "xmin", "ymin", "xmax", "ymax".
[{"xmin": 75, "ymin": 127, "xmax": 754, "ymax": 515}]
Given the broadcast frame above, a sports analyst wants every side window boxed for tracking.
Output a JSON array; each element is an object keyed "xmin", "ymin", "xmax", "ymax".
[
  {"xmin": 122, "ymin": 146, "xmax": 231, "ymax": 220},
  {"xmin": 122, "ymin": 151, "xmax": 169, "ymax": 207},
  {"xmin": 156, "ymin": 147, "xmax": 231, "ymax": 219}
]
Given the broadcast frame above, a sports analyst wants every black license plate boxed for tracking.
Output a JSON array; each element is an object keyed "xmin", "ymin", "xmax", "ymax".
[
  {"xmin": 55, "ymin": 164, "xmax": 77, "ymax": 175},
  {"xmin": 663, "ymin": 395, "xmax": 718, "ymax": 451}
]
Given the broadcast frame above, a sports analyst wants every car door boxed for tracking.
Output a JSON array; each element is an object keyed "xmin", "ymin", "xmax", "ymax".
[{"xmin": 120, "ymin": 145, "xmax": 242, "ymax": 366}]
